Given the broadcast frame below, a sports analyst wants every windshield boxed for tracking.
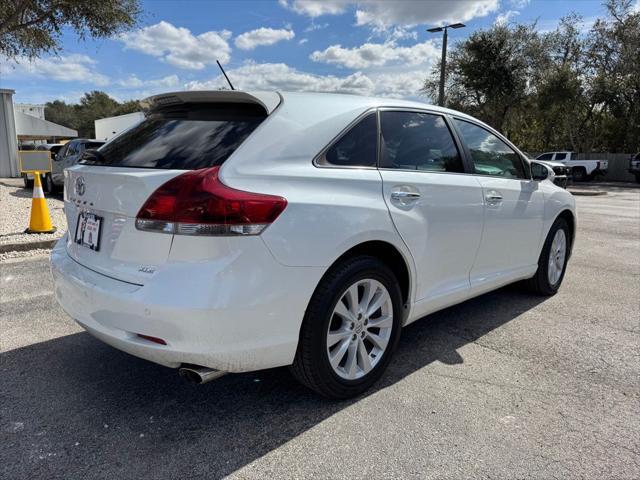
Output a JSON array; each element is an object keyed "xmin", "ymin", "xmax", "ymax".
[{"xmin": 81, "ymin": 103, "xmax": 266, "ymax": 169}]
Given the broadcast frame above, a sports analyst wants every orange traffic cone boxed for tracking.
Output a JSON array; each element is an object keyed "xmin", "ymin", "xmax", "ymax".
[{"xmin": 25, "ymin": 172, "xmax": 56, "ymax": 234}]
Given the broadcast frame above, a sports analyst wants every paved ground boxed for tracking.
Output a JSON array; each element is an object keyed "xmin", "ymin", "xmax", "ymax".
[{"xmin": 1, "ymin": 186, "xmax": 638, "ymax": 479}]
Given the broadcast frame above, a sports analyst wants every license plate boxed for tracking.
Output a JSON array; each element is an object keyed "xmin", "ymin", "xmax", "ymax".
[{"xmin": 74, "ymin": 212, "xmax": 102, "ymax": 251}]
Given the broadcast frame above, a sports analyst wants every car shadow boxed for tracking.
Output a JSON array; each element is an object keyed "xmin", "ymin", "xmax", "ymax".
[
  {"xmin": 8, "ymin": 187, "xmax": 64, "ymax": 200},
  {"xmin": 1, "ymin": 287, "xmax": 548, "ymax": 479}
]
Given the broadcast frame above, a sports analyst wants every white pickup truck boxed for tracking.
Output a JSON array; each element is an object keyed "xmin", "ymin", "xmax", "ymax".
[{"xmin": 535, "ymin": 151, "xmax": 608, "ymax": 182}]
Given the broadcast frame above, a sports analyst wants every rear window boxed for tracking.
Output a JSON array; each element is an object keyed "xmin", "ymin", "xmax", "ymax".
[
  {"xmin": 85, "ymin": 142, "xmax": 104, "ymax": 150},
  {"xmin": 81, "ymin": 103, "xmax": 266, "ymax": 169}
]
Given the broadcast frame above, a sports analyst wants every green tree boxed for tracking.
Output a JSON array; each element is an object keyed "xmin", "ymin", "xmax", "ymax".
[
  {"xmin": 0, "ymin": 0, "xmax": 141, "ymax": 59},
  {"xmin": 45, "ymin": 91, "xmax": 141, "ymax": 137}
]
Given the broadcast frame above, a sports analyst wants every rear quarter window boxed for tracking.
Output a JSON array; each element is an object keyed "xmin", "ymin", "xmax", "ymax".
[{"xmin": 81, "ymin": 103, "xmax": 267, "ymax": 169}]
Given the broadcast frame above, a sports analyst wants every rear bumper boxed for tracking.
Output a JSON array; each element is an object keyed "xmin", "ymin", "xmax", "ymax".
[{"xmin": 50, "ymin": 235, "xmax": 324, "ymax": 372}]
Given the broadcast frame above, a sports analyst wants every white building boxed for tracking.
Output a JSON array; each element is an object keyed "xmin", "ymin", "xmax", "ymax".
[
  {"xmin": 95, "ymin": 111, "xmax": 144, "ymax": 142},
  {"xmin": 0, "ymin": 89, "xmax": 77, "ymax": 177}
]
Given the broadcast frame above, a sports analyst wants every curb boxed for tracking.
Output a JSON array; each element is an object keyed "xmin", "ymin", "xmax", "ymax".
[
  {"xmin": 568, "ymin": 189, "xmax": 607, "ymax": 196},
  {"xmin": 0, "ymin": 239, "xmax": 58, "ymax": 254}
]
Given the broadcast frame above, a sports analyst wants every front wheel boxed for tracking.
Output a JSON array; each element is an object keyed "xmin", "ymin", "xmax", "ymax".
[
  {"xmin": 23, "ymin": 174, "xmax": 33, "ymax": 189},
  {"xmin": 525, "ymin": 218, "xmax": 571, "ymax": 296},
  {"xmin": 291, "ymin": 255, "xmax": 403, "ymax": 399},
  {"xmin": 42, "ymin": 173, "xmax": 55, "ymax": 194},
  {"xmin": 635, "ymin": 173, "xmax": 640, "ymax": 184}
]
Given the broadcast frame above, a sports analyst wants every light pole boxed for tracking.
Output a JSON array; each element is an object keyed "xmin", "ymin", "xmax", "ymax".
[{"xmin": 427, "ymin": 22, "xmax": 465, "ymax": 107}]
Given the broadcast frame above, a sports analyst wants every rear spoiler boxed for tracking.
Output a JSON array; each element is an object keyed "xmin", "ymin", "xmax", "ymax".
[{"xmin": 140, "ymin": 91, "xmax": 282, "ymax": 115}]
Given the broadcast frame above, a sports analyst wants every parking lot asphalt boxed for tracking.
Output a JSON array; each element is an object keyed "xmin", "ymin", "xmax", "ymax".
[{"xmin": 1, "ymin": 186, "xmax": 639, "ymax": 480}]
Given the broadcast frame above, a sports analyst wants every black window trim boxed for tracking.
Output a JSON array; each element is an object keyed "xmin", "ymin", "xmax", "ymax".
[
  {"xmin": 313, "ymin": 108, "xmax": 379, "ymax": 170},
  {"xmin": 449, "ymin": 116, "xmax": 532, "ymax": 180}
]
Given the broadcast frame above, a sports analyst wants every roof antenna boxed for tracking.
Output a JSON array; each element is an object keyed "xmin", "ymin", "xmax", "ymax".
[{"xmin": 216, "ymin": 60, "xmax": 235, "ymax": 91}]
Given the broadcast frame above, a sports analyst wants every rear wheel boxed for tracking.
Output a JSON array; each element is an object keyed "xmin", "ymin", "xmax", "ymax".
[
  {"xmin": 572, "ymin": 167, "xmax": 587, "ymax": 182},
  {"xmin": 291, "ymin": 255, "xmax": 403, "ymax": 399},
  {"xmin": 524, "ymin": 218, "xmax": 570, "ymax": 296},
  {"xmin": 635, "ymin": 173, "xmax": 640, "ymax": 184},
  {"xmin": 23, "ymin": 174, "xmax": 33, "ymax": 189}
]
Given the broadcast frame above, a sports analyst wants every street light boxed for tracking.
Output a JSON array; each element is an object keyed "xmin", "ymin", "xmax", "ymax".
[{"xmin": 427, "ymin": 22, "xmax": 466, "ymax": 107}]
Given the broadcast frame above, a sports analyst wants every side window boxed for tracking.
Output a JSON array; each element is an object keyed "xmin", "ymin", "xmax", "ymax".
[
  {"xmin": 555, "ymin": 152, "xmax": 567, "ymax": 160},
  {"xmin": 537, "ymin": 153, "xmax": 553, "ymax": 160},
  {"xmin": 55, "ymin": 145, "xmax": 67, "ymax": 160},
  {"xmin": 324, "ymin": 113, "xmax": 377, "ymax": 167},
  {"xmin": 66, "ymin": 142, "xmax": 78, "ymax": 156},
  {"xmin": 380, "ymin": 111, "xmax": 463, "ymax": 173},
  {"xmin": 454, "ymin": 119, "xmax": 526, "ymax": 179}
]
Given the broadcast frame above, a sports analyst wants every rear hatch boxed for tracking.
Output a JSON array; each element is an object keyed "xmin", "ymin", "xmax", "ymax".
[{"xmin": 64, "ymin": 92, "xmax": 277, "ymax": 284}]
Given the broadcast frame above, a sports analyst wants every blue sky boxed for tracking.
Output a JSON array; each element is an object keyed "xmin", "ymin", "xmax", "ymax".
[{"xmin": 0, "ymin": 0, "xmax": 618, "ymax": 105}]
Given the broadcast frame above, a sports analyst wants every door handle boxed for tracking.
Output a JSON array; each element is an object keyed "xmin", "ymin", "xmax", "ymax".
[
  {"xmin": 391, "ymin": 191, "xmax": 421, "ymax": 201},
  {"xmin": 485, "ymin": 191, "xmax": 503, "ymax": 205}
]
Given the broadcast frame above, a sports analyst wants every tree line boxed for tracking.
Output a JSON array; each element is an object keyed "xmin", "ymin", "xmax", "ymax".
[
  {"xmin": 423, "ymin": 0, "xmax": 640, "ymax": 154},
  {"xmin": 45, "ymin": 91, "xmax": 141, "ymax": 138}
]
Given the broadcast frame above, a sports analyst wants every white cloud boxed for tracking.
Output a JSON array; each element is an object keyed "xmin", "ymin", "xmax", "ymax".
[
  {"xmin": 118, "ymin": 21, "xmax": 232, "ymax": 70},
  {"xmin": 1, "ymin": 54, "xmax": 109, "ymax": 85},
  {"xmin": 310, "ymin": 40, "xmax": 438, "ymax": 69},
  {"xmin": 304, "ymin": 22, "xmax": 329, "ymax": 32},
  {"xmin": 299, "ymin": 38, "xmax": 309, "ymax": 45},
  {"xmin": 495, "ymin": 10, "xmax": 520, "ymax": 25},
  {"xmin": 235, "ymin": 28, "xmax": 295, "ymax": 50},
  {"xmin": 280, "ymin": 0, "xmax": 498, "ymax": 27},
  {"xmin": 278, "ymin": 0, "xmax": 348, "ymax": 17},
  {"xmin": 509, "ymin": 0, "xmax": 530, "ymax": 8},
  {"xmin": 117, "ymin": 74, "xmax": 179, "ymax": 88},
  {"xmin": 184, "ymin": 61, "xmax": 427, "ymax": 99}
]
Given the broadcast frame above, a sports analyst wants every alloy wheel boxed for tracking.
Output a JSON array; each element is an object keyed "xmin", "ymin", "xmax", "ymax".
[
  {"xmin": 326, "ymin": 278, "xmax": 393, "ymax": 380},
  {"xmin": 547, "ymin": 229, "xmax": 567, "ymax": 286}
]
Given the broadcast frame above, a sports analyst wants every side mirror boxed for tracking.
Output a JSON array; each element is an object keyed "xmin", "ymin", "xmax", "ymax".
[{"xmin": 531, "ymin": 161, "xmax": 549, "ymax": 181}]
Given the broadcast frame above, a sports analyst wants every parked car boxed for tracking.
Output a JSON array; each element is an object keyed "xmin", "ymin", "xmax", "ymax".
[
  {"xmin": 535, "ymin": 151, "xmax": 607, "ymax": 182},
  {"xmin": 22, "ymin": 143, "xmax": 65, "ymax": 191},
  {"xmin": 48, "ymin": 139, "xmax": 105, "ymax": 192},
  {"xmin": 629, "ymin": 153, "xmax": 640, "ymax": 183},
  {"xmin": 51, "ymin": 91, "xmax": 576, "ymax": 399}
]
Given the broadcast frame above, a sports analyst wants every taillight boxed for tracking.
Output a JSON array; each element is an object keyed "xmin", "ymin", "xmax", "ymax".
[{"xmin": 135, "ymin": 167, "xmax": 287, "ymax": 236}]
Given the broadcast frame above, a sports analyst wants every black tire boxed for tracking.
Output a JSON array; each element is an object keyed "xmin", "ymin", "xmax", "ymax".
[
  {"xmin": 42, "ymin": 173, "xmax": 55, "ymax": 194},
  {"xmin": 23, "ymin": 174, "xmax": 33, "ymax": 189},
  {"xmin": 290, "ymin": 255, "xmax": 403, "ymax": 399},
  {"xmin": 572, "ymin": 167, "xmax": 587, "ymax": 182},
  {"xmin": 524, "ymin": 218, "xmax": 571, "ymax": 296},
  {"xmin": 635, "ymin": 173, "xmax": 640, "ymax": 184}
]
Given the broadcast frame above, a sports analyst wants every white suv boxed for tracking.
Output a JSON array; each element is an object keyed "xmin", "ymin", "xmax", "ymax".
[{"xmin": 51, "ymin": 91, "xmax": 576, "ymax": 398}]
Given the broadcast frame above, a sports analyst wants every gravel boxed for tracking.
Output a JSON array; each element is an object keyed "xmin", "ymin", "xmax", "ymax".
[{"xmin": 0, "ymin": 178, "xmax": 66, "ymax": 248}]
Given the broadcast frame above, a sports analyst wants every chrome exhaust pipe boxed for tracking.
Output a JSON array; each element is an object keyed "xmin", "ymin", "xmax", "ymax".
[{"xmin": 179, "ymin": 365, "xmax": 226, "ymax": 384}]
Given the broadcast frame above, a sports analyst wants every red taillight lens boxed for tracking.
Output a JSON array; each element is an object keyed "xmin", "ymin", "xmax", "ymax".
[{"xmin": 135, "ymin": 167, "xmax": 287, "ymax": 236}]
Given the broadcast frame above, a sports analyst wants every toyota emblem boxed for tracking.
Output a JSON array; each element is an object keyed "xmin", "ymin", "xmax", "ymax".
[{"xmin": 75, "ymin": 176, "xmax": 86, "ymax": 196}]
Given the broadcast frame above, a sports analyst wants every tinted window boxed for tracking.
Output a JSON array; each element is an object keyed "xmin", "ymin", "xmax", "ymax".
[
  {"xmin": 454, "ymin": 120, "xmax": 526, "ymax": 179},
  {"xmin": 537, "ymin": 153, "xmax": 553, "ymax": 160},
  {"xmin": 85, "ymin": 142, "xmax": 104, "ymax": 150},
  {"xmin": 66, "ymin": 142, "xmax": 79, "ymax": 156},
  {"xmin": 380, "ymin": 111, "xmax": 463, "ymax": 172},
  {"xmin": 81, "ymin": 103, "xmax": 266, "ymax": 169},
  {"xmin": 554, "ymin": 152, "xmax": 567, "ymax": 160},
  {"xmin": 324, "ymin": 113, "xmax": 377, "ymax": 167}
]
